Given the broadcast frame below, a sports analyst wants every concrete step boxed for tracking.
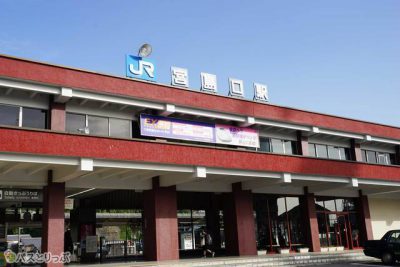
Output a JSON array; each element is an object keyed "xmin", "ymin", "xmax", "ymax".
[
  {"xmin": 70, "ymin": 251, "xmax": 377, "ymax": 267},
  {"xmin": 154, "ymin": 252, "xmax": 372, "ymax": 267}
]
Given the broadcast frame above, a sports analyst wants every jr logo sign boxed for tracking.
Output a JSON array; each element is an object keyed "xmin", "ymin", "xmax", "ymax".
[{"xmin": 126, "ymin": 55, "xmax": 156, "ymax": 81}]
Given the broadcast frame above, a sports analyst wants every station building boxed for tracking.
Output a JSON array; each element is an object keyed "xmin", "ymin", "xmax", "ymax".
[{"xmin": 0, "ymin": 54, "xmax": 400, "ymax": 266}]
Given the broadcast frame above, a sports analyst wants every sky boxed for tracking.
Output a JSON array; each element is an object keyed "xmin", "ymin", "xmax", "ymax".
[{"xmin": 0, "ymin": 0, "xmax": 399, "ymax": 126}]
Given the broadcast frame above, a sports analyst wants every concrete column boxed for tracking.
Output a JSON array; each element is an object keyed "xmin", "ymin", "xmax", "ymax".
[
  {"xmin": 301, "ymin": 188, "xmax": 321, "ymax": 252},
  {"xmin": 50, "ymin": 101, "xmax": 66, "ymax": 131},
  {"xmin": 42, "ymin": 173, "xmax": 65, "ymax": 267},
  {"xmin": 357, "ymin": 191, "xmax": 374, "ymax": 246},
  {"xmin": 143, "ymin": 177, "xmax": 179, "ymax": 261},
  {"xmin": 350, "ymin": 139, "xmax": 363, "ymax": 162},
  {"xmin": 223, "ymin": 183, "xmax": 257, "ymax": 256},
  {"xmin": 297, "ymin": 131, "xmax": 309, "ymax": 156}
]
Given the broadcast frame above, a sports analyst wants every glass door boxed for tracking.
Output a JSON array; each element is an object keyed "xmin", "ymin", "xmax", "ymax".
[
  {"xmin": 326, "ymin": 213, "xmax": 350, "ymax": 249},
  {"xmin": 177, "ymin": 209, "xmax": 206, "ymax": 251},
  {"xmin": 336, "ymin": 215, "xmax": 349, "ymax": 248}
]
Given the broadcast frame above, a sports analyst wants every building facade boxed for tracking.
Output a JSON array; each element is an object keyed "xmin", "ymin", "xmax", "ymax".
[{"xmin": 0, "ymin": 54, "xmax": 400, "ymax": 266}]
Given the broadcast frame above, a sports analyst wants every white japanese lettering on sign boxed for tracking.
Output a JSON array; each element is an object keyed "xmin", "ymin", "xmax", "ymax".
[{"xmin": 171, "ymin": 67, "xmax": 189, "ymax": 87}]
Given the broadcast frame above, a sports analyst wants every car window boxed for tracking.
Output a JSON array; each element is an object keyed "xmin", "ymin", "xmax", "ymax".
[{"xmin": 388, "ymin": 232, "xmax": 400, "ymax": 243}]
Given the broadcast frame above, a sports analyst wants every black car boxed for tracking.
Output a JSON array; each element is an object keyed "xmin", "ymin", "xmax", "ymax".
[{"xmin": 364, "ymin": 230, "xmax": 400, "ymax": 265}]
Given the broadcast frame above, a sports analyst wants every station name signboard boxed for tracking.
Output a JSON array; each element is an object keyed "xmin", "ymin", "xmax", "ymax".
[
  {"xmin": 140, "ymin": 114, "xmax": 259, "ymax": 148},
  {"xmin": 0, "ymin": 189, "xmax": 43, "ymax": 202}
]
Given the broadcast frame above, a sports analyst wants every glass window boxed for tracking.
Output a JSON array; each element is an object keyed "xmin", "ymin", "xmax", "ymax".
[
  {"xmin": 286, "ymin": 197, "xmax": 304, "ymax": 247},
  {"xmin": 334, "ymin": 199, "xmax": 356, "ymax": 212},
  {"xmin": 315, "ymin": 199, "xmax": 325, "ymax": 211},
  {"xmin": 366, "ymin": 150, "xmax": 377, "ymax": 164},
  {"xmin": 377, "ymin": 152, "xmax": 389, "ymax": 165},
  {"xmin": 259, "ymin": 137, "xmax": 271, "ymax": 152},
  {"xmin": 22, "ymin": 107, "xmax": 47, "ymax": 129},
  {"xmin": 177, "ymin": 209, "xmax": 193, "ymax": 250},
  {"xmin": 66, "ymin": 113, "xmax": 86, "ymax": 134},
  {"xmin": 327, "ymin": 214, "xmax": 338, "ymax": 246},
  {"xmin": 254, "ymin": 196, "xmax": 305, "ymax": 252},
  {"xmin": 177, "ymin": 209, "xmax": 206, "ymax": 250},
  {"xmin": 317, "ymin": 213, "xmax": 328, "ymax": 247},
  {"xmin": 0, "ymin": 104, "xmax": 19, "ymax": 126},
  {"xmin": 316, "ymin": 144, "xmax": 328, "ymax": 158},
  {"xmin": 361, "ymin": 150, "xmax": 367, "ymax": 162},
  {"xmin": 327, "ymin": 146, "xmax": 340, "ymax": 160},
  {"xmin": 88, "ymin": 115, "xmax": 109, "ymax": 136},
  {"xmin": 349, "ymin": 213, "xmax": 360, "ymax": 247},
  {"xmin": 324, "ymin": 200, "xmax": 336, "ymax": 212},
  {"xmin": 388, "ymin": 232, "xmax": 400, "ymax": 244},
  {"xmin": 192, "ymin": 210, "xmax": 206, "ymax": 249},
  {"xmin": 110, "ymin": 118, "xmax": 131, "ymax": 138},
  {"xmin": 309, "ymin": 144, "xmax": 316, "ymax": 157},
  {"xmin": 271, "ymin": 139, "xmax": 284, "ymax": 154},
  {"xmin": 291, "ymin": 141, "xmax": 298, "ymax": 155},
  {"xmin": 284, "ymin": 140, "xmax": 293, "ymax": 155},
  {"xmin": 338, "ymin": 199, "xmax": 355, "ymax": 211},
  {"xmin": 390, "ymin": 154, "xmax": 396, "ymax": 165},
  {"xmin": 273, "ymin": 197, "xmax": 289, "ymax": 248},
  {"xmin": 339, "ymin": 147, "xmax": 350, "ymax": 160}
]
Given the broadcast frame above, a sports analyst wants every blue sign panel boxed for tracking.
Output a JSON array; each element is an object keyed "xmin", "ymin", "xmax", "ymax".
[{"xmin": 126, "ymin": 55, "xmax": 156, "ymax": 81}]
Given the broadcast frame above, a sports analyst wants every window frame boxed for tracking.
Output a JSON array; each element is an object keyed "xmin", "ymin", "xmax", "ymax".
[
  {"xmin": 361, "ymin": 149, "xmax": 394, "ymax": 165},
  {"xmin": 310, "ymin": 143, "xmax": 350, "ymax": 161},
  {"xmin": 0, "ymin": 103, "xmax": 48, "ymax": 129},
  {"xmin": 66, "ymin": 112, "xmax": 132, "ymax": 138}
]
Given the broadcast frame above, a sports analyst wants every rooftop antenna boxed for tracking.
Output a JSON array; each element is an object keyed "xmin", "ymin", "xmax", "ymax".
[{"xmin": 138, "ymin": 43, "xmax": 152, "ymax": 58}]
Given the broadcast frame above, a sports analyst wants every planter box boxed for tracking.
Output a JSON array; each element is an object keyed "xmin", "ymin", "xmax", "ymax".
[
  {"xmin": 321, "ymin": 247, "xmax": 329, "ymax": 253},
  {"xmin": 298, "ymin": 248, "xmax": 309, "ymax": 253},
  {"xmin": 278, "ymin": 248, "xmax": 290, "ymax": 254},
  {"xmin": 257, "ymin": 250, "xmax": 267, "ymax": 255},
  {"xmin": 328, "ymin": 247, "xmax": 336, "ymax": 252},
  {"xmin": 336, "ymin": 246, "xmax": 344, "ymax": 251}
]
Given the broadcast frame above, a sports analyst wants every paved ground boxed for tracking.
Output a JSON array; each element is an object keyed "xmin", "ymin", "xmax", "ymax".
[{"xmin": 314, "ymin": 262, "xmax": 399, "ymax": 267}]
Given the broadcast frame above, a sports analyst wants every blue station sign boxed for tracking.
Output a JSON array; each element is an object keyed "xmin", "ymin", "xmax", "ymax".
[{"xmin": 126, "ymin": 55, "xmax": 156, "ymax": 81}]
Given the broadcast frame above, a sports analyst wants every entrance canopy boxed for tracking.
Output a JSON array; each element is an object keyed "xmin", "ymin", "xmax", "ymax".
[{"xmin": 0, "ymin": 152, "xmax": 400, "ymax": 200}]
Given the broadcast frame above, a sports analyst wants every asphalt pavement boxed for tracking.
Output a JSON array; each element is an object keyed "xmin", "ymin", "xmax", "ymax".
[{"xmin": 313, "ymin": 262, "xmax": 399, "ymax": 267}]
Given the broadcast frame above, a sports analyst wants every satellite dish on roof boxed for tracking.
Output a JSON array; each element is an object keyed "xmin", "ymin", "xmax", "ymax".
[{"xmin": 138, "ymin": 43, "xmax": 152, "ymax": 57}]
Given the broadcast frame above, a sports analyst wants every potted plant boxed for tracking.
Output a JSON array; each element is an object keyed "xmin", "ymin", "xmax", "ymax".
[
  {"xmin": 278, "ymin": 247, "xmax": 290, "ymax": 254},
  {"xmin": 297, "ymin": 247, "xmax": 309, "ymax": 253},
  {"xmin": 321, "ymin": 247, "xmax": 329, "ymax": 252}
]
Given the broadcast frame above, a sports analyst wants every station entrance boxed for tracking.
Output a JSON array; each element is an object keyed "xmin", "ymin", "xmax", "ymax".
[
  {"xmin": 68, "ymin": 190, "xmax": 227, "ymax": 263},
  {"xmin": 253, "ymin": 194, "xmax": 306, "ymax": 253},
  {"xmin": 0, "ymin": 180, "xmax": 372, "ymax": 266},
  {"xmin": 0, "ymin": 188, "xmax": 43, "ymax": 258},
  {"xmin": 176, "ymin": 192, "xmax": 225, "ymax": 258},
  {"xmin": 315, "ymin": 197, "xmax": 361, "ymax": 250}
]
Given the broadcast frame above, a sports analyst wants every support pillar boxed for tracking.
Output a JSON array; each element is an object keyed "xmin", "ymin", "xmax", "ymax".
[
  {"xmin": 301, "ymin": 187, "xmax": 321, "ymax": 252},
  {"xmin": 223, "ymin": 183, "xmax": 257, "ymax": 256},
  {"xmin": 357, "ymin": 191, "xmax": 374, "ymax": 246},
  {"xmin": 42, "ymin": 173, "xmax": 65, "ymax": 267},
  {"xmin": 143, "ymin": 177, "xmax": 179, "ymax": 261},
  {"xmin": 50, "ymin": 101, "xmax": 66, "ymax": 131},
  {"xmin": 297, "ymin": 130, "xmax": 309, "ymax": 156},
  {"xmin": 350, "ymin": 139, "xmax": 363, "ymax": 162}
]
